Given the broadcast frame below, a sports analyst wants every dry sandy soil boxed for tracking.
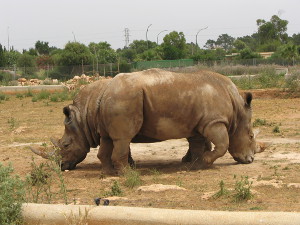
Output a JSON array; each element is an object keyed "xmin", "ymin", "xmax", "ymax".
[{"xmin": 0, "ymin": 89, "xmax": 299, "ymax": 212}]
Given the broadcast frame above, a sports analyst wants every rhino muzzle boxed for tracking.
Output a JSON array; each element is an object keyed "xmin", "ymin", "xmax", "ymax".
[
  {"xmin": 61, "ymin": 162, "xmax": 77, "ymax": 171},
  {"xmin": 233, "ymin": 155, "xmax": 254, "ymax": 164}
]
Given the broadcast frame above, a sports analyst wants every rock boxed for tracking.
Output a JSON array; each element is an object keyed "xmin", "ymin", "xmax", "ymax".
[{"xmin": 137, "ymin": 184, "xmax": 186, "ymax": 192}]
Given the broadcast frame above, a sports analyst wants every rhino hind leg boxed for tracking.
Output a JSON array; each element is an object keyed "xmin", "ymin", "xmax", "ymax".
[{"xmin": 128, "ymin": 148, "xmax": 136, "ymax": 168}]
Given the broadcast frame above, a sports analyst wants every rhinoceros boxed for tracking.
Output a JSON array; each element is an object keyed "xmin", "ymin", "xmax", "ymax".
[{"xmin": 30, "ymin": 69, "xmax": 267, "ymax": 175}]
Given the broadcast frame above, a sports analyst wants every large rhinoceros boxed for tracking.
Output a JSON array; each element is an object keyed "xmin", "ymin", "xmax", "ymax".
[{"xmin": 31, "ymin": 69, "xmax": 267, "ymax": 175}]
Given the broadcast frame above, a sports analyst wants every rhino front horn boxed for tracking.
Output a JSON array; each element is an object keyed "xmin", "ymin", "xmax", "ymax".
[
  {"xmin": 29, "ymin": 146, "xmax": 51, "ymax": 159},
  {"xmin": 50, "ymin": 137, "xmax": 60, "ymax": 148}
]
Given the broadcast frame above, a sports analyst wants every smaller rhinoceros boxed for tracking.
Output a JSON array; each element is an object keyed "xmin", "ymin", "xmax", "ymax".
[{"xmin": 31, "ymin": 69, "xmax": 269, "ymax": 175}]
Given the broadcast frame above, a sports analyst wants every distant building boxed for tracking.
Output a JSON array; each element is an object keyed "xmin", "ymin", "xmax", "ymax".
[{"xmin": 258, "ymin": 52, "xmax": 274, "ymax": 59}]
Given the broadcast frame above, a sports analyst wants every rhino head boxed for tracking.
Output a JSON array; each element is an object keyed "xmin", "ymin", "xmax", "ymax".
[
  {"xmin": 30, "ymin": 105, "xmax": 90, "ymax": 170},
  {"xmin": 228, "ymin": 92, "xmax": 270, "ymax": 164}
]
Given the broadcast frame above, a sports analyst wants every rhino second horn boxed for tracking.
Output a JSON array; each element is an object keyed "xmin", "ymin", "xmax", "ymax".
[
  {"xmin": 255, "ymin": 141, "xmax": 272, "ymax": 153},
  {"xmin": 29, "ymin": 146, "xmax": 50, "ymax": 159}
]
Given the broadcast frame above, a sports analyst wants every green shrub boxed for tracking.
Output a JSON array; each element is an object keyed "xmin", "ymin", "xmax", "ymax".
[
  {"xmin": 25, "ymin": 89, "xmax": 33, "ymax": 97},
  {"xmin": 233, "ymin": 176, "xmax": 253, "ymax": 202},
  {"xmin": 16, "ymin": 93, "xmax": 24, "ymax": 99},
  {"xmin": 273, "ymin": 126, "xmax": 280, "ymax": 133},
  {"xmin": 213, "ymin": 180, "xmax": 229, "ymax": 199},
  {"xmin": 253, "ymin": 118, "xmax": 267, "ymax": 127},
  {"xmin": 124, "ymin": 168, "xmax": 142, "ymax": 188},
  {"xmin": 0, "ymin": 163, "xmax": 25, "ymax": 225},
  {"xmin": 105, "ymin": 180, "xmax": 123, "ymax": 197},
  {"xmin": 0, "ymin": 92, "xmax": 9, "ymax": 101}
]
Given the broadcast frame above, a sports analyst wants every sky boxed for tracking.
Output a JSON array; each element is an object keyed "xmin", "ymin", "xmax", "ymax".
[{"xmin": 1, "ymin": 0, "xmax": 300, "ymax": 51}]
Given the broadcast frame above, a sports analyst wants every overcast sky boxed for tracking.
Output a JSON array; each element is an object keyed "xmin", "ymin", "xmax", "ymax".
[{"xmin": 1, "ymin": 0, "xmax": 299, "ymax": 51}]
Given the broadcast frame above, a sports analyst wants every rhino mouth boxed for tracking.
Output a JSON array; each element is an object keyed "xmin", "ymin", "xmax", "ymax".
[
  {"xmin": 233, "ymin": 156, "xmax": 254, "ymax": 164},
  {"xmin": 61, "ymin": 161, "xmax": 77, "ymax": 171}
]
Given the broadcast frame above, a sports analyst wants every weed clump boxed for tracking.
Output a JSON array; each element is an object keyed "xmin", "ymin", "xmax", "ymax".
[
  {"xmin": 233, "ymin": 175, "xmax": 253, "ymax": 202},
  {"xmin": 124, "ymin": 168, "xmax": 142, "ymax": 188},
  {"xmin": 0, "ymin": 163, "xmax": 25, "ymax": 225}
]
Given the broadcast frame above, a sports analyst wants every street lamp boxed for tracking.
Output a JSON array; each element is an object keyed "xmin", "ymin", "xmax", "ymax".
[
  {"xmin": 146, "ymin": 24, "xmax": 152, "ymax": 49},
  {"xmin": 195, "ymin": 26, "xmax": 208, "ymax": 49},
  {"xmin": 157, "ymin": 30, "xmax": 168, "ymax": 45}
]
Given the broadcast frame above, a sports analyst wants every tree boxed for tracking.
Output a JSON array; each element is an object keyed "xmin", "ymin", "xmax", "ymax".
[
  {"xmin": 204, "ymin": 39, "xmax": 217, "ymax": 49},
  {"xmin": 89, "ymin": 42, "xmax": 117, "ymax": 64},
  {"xmin": 277, "ymin": 43, "xmax": 299, "ymax": 60},
  {"xmin": 291, "ymin": 33, "xmax": 300, "ymax": 45},
  {"xmin": 256, "ymin": 15, "xmax": 288, "ymax": 44},
  {"xmin": 216, "ymin": 34, "xmax": 235, "ymax": 51},
  {"xmin": 129, "ymin": 40, "xmax": 157, "ymax": 55},
  {"xmin": 60, "ymin": 42, "xmax": 91, "ymax": 66},
  {"xmin": 17, "ymin": 53, "xmax": 36, "ymax": 75},
  {"xmin": 233, "ymin": 40, "xmax": 247, "ymax": 51},
  {"xmin": 0, "ymin": 44, "xmax": 5, "ymax": 67},
  {"xmin": 35, "ymin": 41, "xmax": 50, "ymax": 55},
  {"xmin": 238, "ymin": 48, "xmax": 261, "ymax": 59},
  {"xmin": 161, "ymin": 31, "xmax": 187, "ymax": 60}
]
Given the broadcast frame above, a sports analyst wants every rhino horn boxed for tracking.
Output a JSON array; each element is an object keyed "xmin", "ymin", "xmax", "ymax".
[
  {"xmin": 253, "ymin": 128, "xmax": 261, "ymax": 139},
  {"xmin": 29, "ymin": 146, "xmax": 51, "ymax": 159},
  {"xmin": 50, "ymin": 137, "xmax": 60, "ymax": 148},
  {"xmin": 255, "ymin": 141, "xmax": 272, "ymax": 153}
]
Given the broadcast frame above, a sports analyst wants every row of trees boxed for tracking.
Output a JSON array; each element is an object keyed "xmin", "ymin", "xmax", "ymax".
[{"xmin": 1, "ymin": 15, "xmax": 300, "ymax": 73}]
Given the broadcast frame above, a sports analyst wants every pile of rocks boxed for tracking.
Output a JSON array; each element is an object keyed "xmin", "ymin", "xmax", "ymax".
[{"xmin": 62, "ymin": 74, "xmax": 112, "ymax": 91}]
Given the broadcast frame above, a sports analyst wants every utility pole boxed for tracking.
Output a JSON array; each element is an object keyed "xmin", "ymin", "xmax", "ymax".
[
  {"xmin": 157, "ymin": 30, "xmax": 167, "ymax": 45},
  {"xmin": 124, "ymin": 28, "xmax": 130, "ymax": 48},
  {"xmin": 72, "ymin": 31, "xmax": 77, "ymax": 42},
  {"xmin": 195, "ymin": 26, "xmax": 208, "ymax": 52},
  {"xmin": 7, "ymin": 26, "xmax": 10, "ymax": 51},
  {"xmin": 146, "ymin": 24, "xmax": 152, "ymax": 49}
]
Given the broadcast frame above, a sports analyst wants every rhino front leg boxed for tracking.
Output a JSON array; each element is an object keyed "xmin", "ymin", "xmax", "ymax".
[
  {"xmin": 111, "ymin": 139, "xmax": 131, "ymax": 175},
  {"xmin": 182, "ymin": 135, "xmax": 212, "ymax": 166},
  {"xmin": 202, "ymin": 123, "xmax": 229, "ymax": 167},
  {"xmin": 97, "ymin": 137, "xmax": 114, "ymax": 175}
]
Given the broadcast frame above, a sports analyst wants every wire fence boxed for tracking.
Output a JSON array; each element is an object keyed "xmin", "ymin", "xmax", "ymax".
[{"xmin": 1, "ymin": 58, "xmax": 300, "ymax": 83}]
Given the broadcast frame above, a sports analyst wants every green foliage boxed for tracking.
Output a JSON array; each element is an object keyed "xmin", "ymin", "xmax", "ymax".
[
  {"xmin": 25, "ymin": 154, "xmax": 68, "ymax": 204},
  {"xmin": 0, "ymin": 163, "xmax": 25, "ymax": 225},
  {"xmin": 35, "ymin": 40, "xmax": 50, "ymax": 55},
  {"xmin": 273, "ymin": 126, "xmax": 280, "ymax": 133},
  {"xmin": 216, "ymin": 34, "xmax": 235, "ymax": 51},
  {"xmin": 105, "ymin": 180, "xmax": 123, "ymax": 197},
  {"xmin": 124, "ymin": 168, "xmax": 142, "ymax": 188},
  {"xmin": 257, "ymin": 15, "xmax": 288, "ymax": 44},
  {"xmin": 49, "ymin": 91, "xmax": 70, "ymax": 102},
  {"xmin": 253, "ymin": 118, "xmax": 267, "ymax": 127},
  {"xmin": 161, "ymin": 31, "xmax": 187, "ymax": 60},
  {"xmin": 0, "ymin": 92, "xmax": 9, "ymax": 102},
  {"xmin": 233, "ymin": 40, "xmax": 248, "ymax": 50},
  {"xmin": 239, "ymin": 48, "xmax": 261, "ymax": 59},
  {"xmin": 213, "ymin": 180, "xmax": 229, "ymax": 199},
  {"xmin": 0, "ymin": 71, "xmax": 13, "ymax": 85},
  {"xmin": 60, "ymin": 42, "xmax": 92, "ymax": 66},
  {"xmin": 233, "ymin": 176, "xmax": 253, "ymax": 202},
  {"xmin": 7, "ymin": 117, "xmax": 17, "ymax": 130},
  {"xmin": 89, "ymin": 42, "xmax": 118, "ymax": 64}
]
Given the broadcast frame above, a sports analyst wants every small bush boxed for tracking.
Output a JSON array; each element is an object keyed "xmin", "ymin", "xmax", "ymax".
[
  {"xmin": 16, "ymin": 93, "xmax": 24, "ymax": 99},
  {"xmin": 105, "ymin": 180, "xmax": 123, "ymax": 197},
  {"xmin": 25, "ymin": 89, "xmax": 33, "ymax": 97},
  {"xmin": 253, "ymin": 118, "xmax": 267, "ymax": 127},
  {"xmin": 0, "ymin": 92, "xmax": 9, "ymax": 101},
  {"xmin": 124, "ymin": 168, "xmax": 142, "ymax": 188},
  {"xmin": 213, "ymin": 180, "xmax": 229, "ymax": 199},
  {"xmin": 233, "ymin": 176, "xmax": 253, "ymax": 202},
  {"xmin": 273, "ymin": 126, "xmax": 280, "ymax": 133},
  {"xmin": 0, "ymin": 163, "xmax": 25, "ymax": 225}
]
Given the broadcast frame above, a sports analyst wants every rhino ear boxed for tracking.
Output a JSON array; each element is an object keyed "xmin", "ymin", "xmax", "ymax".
[
  {"xmin": 244, "ymin": 92, "xmax": 252, "ymax": 108},
  {"xmin": 63, "ymin": 106, "xmax": 72, "ymax": 123}
]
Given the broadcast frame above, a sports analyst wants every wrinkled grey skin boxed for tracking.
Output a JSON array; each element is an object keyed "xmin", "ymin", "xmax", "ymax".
[
  {"xmin": 31, "ymin": 69, "xmax": 267, "ymax": 175},
  {"xmin": 42, "ymin": 78, "xmax": 210, "ymax": 171}
]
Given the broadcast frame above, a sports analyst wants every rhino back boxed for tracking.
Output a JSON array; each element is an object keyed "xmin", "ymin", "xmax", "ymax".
[{"xmin": 102, "ymin": 69, "xmax": 243, "ymax": 141}]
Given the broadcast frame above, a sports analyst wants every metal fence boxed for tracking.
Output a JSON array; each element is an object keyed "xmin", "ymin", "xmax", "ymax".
[{"xmin": 1, "ymin": 58, "xmax": 299, "ymax": 83}]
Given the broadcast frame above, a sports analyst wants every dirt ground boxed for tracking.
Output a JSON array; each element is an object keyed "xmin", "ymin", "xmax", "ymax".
[{"xmin": 0, "ymin": 89, "xmax": 300, "ymax": 212}]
